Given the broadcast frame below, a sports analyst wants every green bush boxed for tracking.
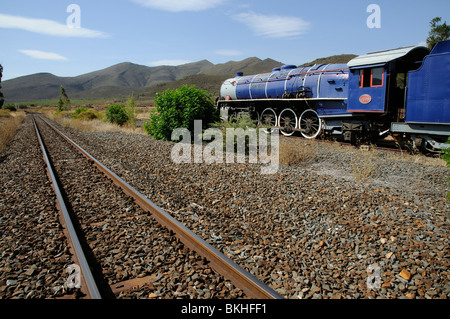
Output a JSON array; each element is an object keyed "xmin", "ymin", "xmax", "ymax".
[
  {"xmin": 71, "ymin": 107, "xmax": 89, "ymax": 118},
  {"xmin": 144, "ymin": 85, "xmax": 219, "ymax": 140},
  {"xmin": 71, "ymin": 107, "xmax": 103, "ymax": 121},
  {"xmin": 105, "ymin": 104, "xmax": 129, "ymax": 126},
  {"xmin": 442, "ymin": 137, "xmax": 450, "ymax": 201},
  {"xmin": 2, "ymin": 103, "xmax": 16, "ymax": 112},
  {"xmin": 210, "ymin": 113, "xmax": 259, "ymax": 151},
  {"xmin": 125, "ymin": 93, "xmax": 137, "ymax": 130},
  {"xmin": 442, "ymin": 137, "xmax": 450, "ymax": 166}
]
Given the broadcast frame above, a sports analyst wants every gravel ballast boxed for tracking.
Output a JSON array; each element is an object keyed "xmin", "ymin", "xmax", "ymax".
[
  {"xmin": 0, "ymin": 116, "xmax": 72, "ymax": 299},
  {"xmin": 1, "ymin": 115, "xmax": 449, "ymax": 299}
]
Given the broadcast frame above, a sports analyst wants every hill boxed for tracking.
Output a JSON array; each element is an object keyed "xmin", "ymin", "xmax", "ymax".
[
  {"xmin": 1, "ymin": 58, "xmax": 283, "ymax": 103},
  {"xmin": 140, "ymin": 58, "xmax": 284, "ymax": 100},
  {"xmin": 299, "ymin": 54, "xmax": 357, "ymax": 67},
  {"xmin": 1, "ymin": 60, "xmax": 215, "ymax": 103},
  {"xmin": 140, "ymin": 74, "xmax": 227, "ymax": 100}
]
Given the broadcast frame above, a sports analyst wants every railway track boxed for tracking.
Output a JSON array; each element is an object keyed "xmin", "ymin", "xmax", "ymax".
[{"xmin": 32, "ymin": 115, "xmax": 282, "ymax": 299}]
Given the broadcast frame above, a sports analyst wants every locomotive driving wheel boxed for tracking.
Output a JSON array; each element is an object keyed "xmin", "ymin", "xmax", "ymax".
[
  {"xmin": 299, "ymin": 109, "xmax": 322, "ymax": 139},
  {"xmin": 278, "ymin": 108, "xmax": 298, "ymax": 136},
  {"xmin": 260, "ymin": 108, "xmax": 278, "ymax": 134}
]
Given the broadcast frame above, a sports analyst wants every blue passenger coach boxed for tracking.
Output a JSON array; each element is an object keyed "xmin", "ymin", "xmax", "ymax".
[
  {"xmin": 391, "ymin": 41, "xmax": 450, "ymax": 150},
  {"xmin": 217, "ymin": 40, "xmax": 450, "ymax": 151}
]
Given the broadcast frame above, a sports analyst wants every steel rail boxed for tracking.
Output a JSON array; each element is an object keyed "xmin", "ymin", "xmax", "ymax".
[
  {"xmin": 32, "ymin": 116, "xmax": 102, "ymax": 299},
  {"xmin": 39, "ymin": 116, "xmax": 283, "ymax": 300}
]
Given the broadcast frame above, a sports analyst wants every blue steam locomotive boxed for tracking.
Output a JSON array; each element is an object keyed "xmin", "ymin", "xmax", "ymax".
[{"xmin": 217, "ymin": 40, "xmax": 450, "ymax": 152}]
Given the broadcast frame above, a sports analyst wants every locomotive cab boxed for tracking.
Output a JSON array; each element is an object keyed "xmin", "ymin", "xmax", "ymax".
[
  {"xmin": 347, "ymin": 45, "xmax": 429, "ymax": 118},
  {"xmin": 344, "ymin": 45, "xmax": 429, "ymax": 142}
]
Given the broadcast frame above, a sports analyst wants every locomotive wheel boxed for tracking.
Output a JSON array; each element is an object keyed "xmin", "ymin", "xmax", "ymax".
[
  {"xmin": 260, "ymin": 108, "xmax": 278, "ymax": 134},
  {"xmin": 299, "ymin": 109, "xmax": 322, "ymax": 139},
  {"xmin": 278, "ymin": 108, "xmax": 298, "ymax": 136}
]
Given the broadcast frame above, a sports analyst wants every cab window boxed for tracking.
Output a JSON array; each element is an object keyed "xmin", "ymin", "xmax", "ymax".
[{"xmin": 359, "ymin": 67, "xmax": 384, "ymax": 87}]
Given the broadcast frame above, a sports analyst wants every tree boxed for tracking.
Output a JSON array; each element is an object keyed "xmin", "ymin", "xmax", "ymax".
[
  {"xmin": 58, "ymin": 85, "xmax": 71, "ymax": 111},
  {"xmin": 0, "ymin": 64, "xmax": 4, "ymax": 108},
  {"xmin": 426, "ymin": 17, "xmax": 450, "ymax": 50}
]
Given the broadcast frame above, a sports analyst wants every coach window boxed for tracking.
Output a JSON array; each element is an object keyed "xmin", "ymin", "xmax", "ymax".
[{"xmin": 359, "ymin": 67, "xmax": 384, "ymax": 88}]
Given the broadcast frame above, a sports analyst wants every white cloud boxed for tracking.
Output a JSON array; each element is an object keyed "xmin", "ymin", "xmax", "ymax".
[
  {"xmin": 132, "ymin": 0, "xmax": 226, "ymax": 12},
  {"xmin": 214, "ymin": 49, "xmax": 243, "ymax": 56},
  {"xmin": 232, "ymin": 12, "xmax": 310, "ymax": 38},
  {"xmin": 19, "ymin": 50, "xmax": 68, "ymax": 61},
  {"xmin": 149, "ymin": 59, "xmax": 192, "ymax": 66},
  {"xmin": 0, "ymin": 13, "xmax": 108, "ymax": 38}
]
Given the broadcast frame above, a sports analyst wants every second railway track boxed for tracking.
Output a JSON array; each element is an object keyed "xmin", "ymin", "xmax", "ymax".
[{"xmin": 32, "ymin": 115, "xmax": 282, "ymax": 299}]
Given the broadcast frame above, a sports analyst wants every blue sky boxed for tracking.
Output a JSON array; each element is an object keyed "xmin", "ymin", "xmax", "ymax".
[{"xmin": 0, "ymin": 0, "xmax": 449, "ymax": 80}]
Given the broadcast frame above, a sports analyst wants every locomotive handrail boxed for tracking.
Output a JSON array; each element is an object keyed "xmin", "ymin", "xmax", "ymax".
[{"xmin": 236, "ymin": 67, "xmax": 349, "ymax": 85}]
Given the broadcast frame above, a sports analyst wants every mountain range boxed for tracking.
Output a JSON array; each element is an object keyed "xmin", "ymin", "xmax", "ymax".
[
  {"xmin": 2, "ymin": 54, "xmax": 357, "ymax": 104},
  {"xmin": 1, "ymin": 58, "xmax": 282, "ymax": 103}
]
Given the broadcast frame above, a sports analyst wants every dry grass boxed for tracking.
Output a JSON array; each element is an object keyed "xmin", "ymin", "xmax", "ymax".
[
  {"xmin": 46, "ymin": 110, "xmax": 147, "ymax": 135},
  {"xmin": 386, "ymin": 150, "xmax": 446, "ymax": 167},
  {"xmin": 0, "ymin": 109, "xmax": 11, "ymax": 118},
  {"xmin": 279, "ymin": 138, "xmax": 318, "ymax": 167},
  {"xmin": 350, "ymin": 148, "xmax": 381, "ymax": 183},
  {"xmin": 136, "ymin": 107, "xmax": 155, "ymax": 120},
  {"xmin": 0, "ymin": 111, "xmax": 26, "ymax": 153}
]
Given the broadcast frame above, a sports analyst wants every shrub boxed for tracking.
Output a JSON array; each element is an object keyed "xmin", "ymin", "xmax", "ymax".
[
  {"xmin": 442, "ymin": 137, "xmax": 450, "ymax": 167},
  {"xmin": 279, "ymin": 138, "xmax": 318, "ymax": 167},
  {"xmin": 213, "ymin": 113, "xmax": 258, "ymax": 131},
  {"xmin": 144, "ymin": 85, "xmax": 219, "ymax": 140},
  {"xmin": 210, "ymin": 113, "xmax": 260, "ymax": 153},
  {"xmin": 105, "ymin": 104, "xmax": 128, "ymax": 126},
  {"xmin": 71, "ymin": 107, "xmax": 89, "ymax": 118},
  {"xmin": 351, "ymin": 149, "xmax": 380, "ymax": 183},
  {"xmin": 2, "ymin": 103, "xmax": 16, "ymax": 112},
  {"xmin": 71, "ymin": 107, "xmax": 103, "ymax": 121},
  {"xmin": 78, "ymin": 109, "xmax": 103, "ymax": 121},
  {"xmin": 442, "ymin": 137, "xmax": 450, "ymax": 200},
  {"xmin": 125, "ymin": 93, "xmax": 137, "ymax": 130},
  {"xmin": 0, "ymin": 109, "xmax": 10, "ymax": 118}
]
